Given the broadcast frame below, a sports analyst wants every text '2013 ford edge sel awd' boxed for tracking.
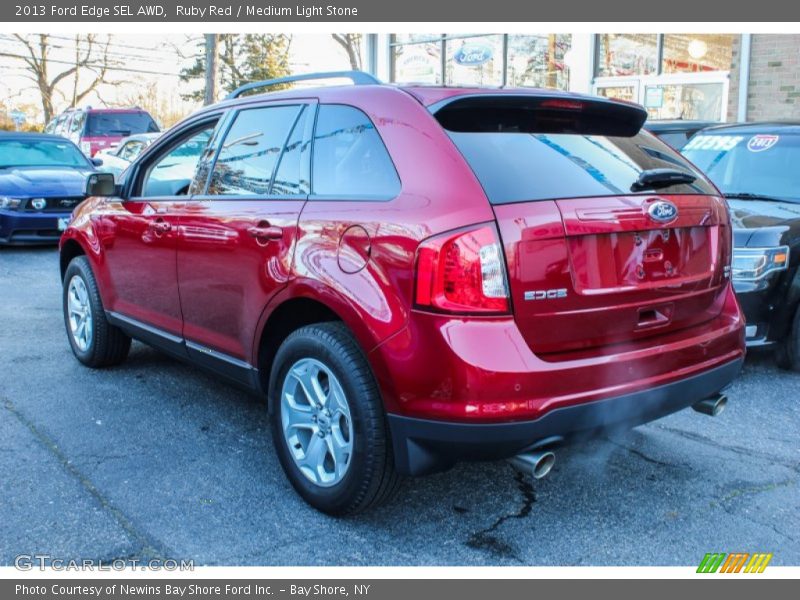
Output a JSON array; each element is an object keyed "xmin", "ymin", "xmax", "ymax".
[{"xmin": 59, "ymin": 72, "xmax": 745, "ymax": 515}]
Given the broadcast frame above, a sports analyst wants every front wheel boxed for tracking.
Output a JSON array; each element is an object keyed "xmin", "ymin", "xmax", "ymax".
[
  {"xmin": 270, "ymin": 322, "xmax": 401, "ymax": 515},
  {"xmin": 62, "ymin": 256, "xmax": 131, "ymax": 368}
]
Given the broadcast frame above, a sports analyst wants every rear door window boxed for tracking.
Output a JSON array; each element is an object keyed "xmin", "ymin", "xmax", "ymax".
[
  {"xmin": 311, "ymin": 105, "xmax": 400, "ymax": 199},
  {"xmin": 272, "ymin": 107, "xmax": 311, "ymax": 196},
  {"xmin": 207, "ymin": 105, "xmax": 302, "ymax": 196}
]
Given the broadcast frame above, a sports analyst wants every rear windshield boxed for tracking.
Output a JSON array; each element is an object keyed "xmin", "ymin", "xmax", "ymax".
[
  {"xmin": 447, "ymin": 131, "xmax": 716, "ymax": 204},
  {"xmin": 86, "ymin": 112, "xmax": 159, "ymax": 137},
  {"xmin": 682, "ymin": 132, "xmax": 800, "ymax": 204}
]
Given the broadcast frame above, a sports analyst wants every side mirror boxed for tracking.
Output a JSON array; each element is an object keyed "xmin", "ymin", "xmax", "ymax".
[
  {"xmin": 86, "ymin": 172, "xmax": 116, "ymax": 197},
  {"xmin": 91, "ymin": 157, "xmax": 104, "ymax": 167}
]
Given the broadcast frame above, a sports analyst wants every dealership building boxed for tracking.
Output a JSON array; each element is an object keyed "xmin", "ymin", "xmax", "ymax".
[{"xmin": 366, "ymin": 34, "xmax": 800, "ymax": 123}]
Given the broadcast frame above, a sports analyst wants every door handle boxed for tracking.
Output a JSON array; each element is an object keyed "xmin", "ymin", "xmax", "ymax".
[
  {"xmin": 247, "ymin": 223, "xmax": 283, "ymax": 242},
  {"xmin": 151, "ymin": 219, "xmax": 171, "ymax": 234}
]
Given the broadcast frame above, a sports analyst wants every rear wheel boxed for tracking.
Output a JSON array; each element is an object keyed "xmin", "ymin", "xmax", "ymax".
[
  {"xmin": 270, "ymin": 322, "xmax": 401, "ymax": 515},
  {"xmin": 63, "ymin": 256, "xmax": 131, "ymax": 368},
  {"xmin": 775, "ymin": 306, "xmax": 800, "ymax": 372}
]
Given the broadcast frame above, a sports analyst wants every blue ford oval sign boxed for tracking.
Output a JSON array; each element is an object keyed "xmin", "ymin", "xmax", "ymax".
[
  {"xmin": 453, "ymin": 44, "xmax": 493, "ymax": 66},
  {"xmin": 647, "ymin": 200, "xmax": 679, "ymax": 223}
]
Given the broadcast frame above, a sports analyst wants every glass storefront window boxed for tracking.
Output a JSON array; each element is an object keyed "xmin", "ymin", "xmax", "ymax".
[
  {"xmin": 596, "ymin": 34, "xmax": 658, "ymax": 77},
  {"xmin": 391, "ymin": 40, "xmax": 442, "ymax": 84},
  {"xmin": 507, "ymin": 34, "xmax": 571, "ymax": 89},
  {"xmin": 392, "ymin": 34, "xmax": 442, "ymax": 44},
  {"xmin": 661, "ymin": 34, "xmax": 735, "ymax": 74},
  {"xmin": 596, "ymin": 86, "xmax": 637, "ymax": 102},
  {"xmin": 445, "ymin": 34, "xmax": 504, "ymax": 87},
  {"xmin": 389, "ymin": 33, "xmax": 572, "ymax": 90},
  {"xmin": 643, "ymin": 82, "xmax": 724, "ymax": 120}
]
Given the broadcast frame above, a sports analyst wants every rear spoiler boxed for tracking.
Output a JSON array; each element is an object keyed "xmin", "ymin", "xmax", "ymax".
[{"xmin": 429, "ymin": 94, "xmax": 648, "ymax": 137}]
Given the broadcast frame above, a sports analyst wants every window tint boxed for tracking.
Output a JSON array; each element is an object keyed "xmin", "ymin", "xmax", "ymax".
[
  {"xmin": 53, "ymin": 114, "xmax": 69, "ymax": 135},
  {"xmin": 86, "ymin": 112, "xmax": 159, "ymax": 137},
  {"xmin": 682, "ymin": 132, "xmax": 800, "ymax": 204},
  {"xmin": 120, "ymin": 140, "xmax": 144, "ymax": 161},
  {"xmin": 0, "ymin": 139, "xmax": 90, "ymax": 168},
  {"xmin": 272, "ymin": 107, "xmax": 310, "ymax": 196},
  {"xmin": 69, "ymin": 112, "xmax": 85, "ymax": 134},
  {"xmin": 207, "ymin": 105, "xmax": 301, "ymax": 196},
  {"xmin": 140, "ymin": 127, "xmax": 214, "ymax": 197},
  {"xmin": 656, "ymin": 132, "xmax": 690, "ymax": 149},
  {"xmin": 447, "ymin": 131, "xmax": 715, "ymax": 204},
  {"xmin": 312, "ymin": 105, "xmax": 400, "ymax": 198}
]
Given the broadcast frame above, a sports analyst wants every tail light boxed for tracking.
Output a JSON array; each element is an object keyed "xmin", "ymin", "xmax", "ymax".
[{"xmin": 414, "ymin": 223, "xmax": 510, "ymax": 314}]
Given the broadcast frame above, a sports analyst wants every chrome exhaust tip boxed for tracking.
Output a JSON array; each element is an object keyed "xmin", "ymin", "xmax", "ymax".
[
  {"xmin": 509, "ymin": 450, "xmax": 556, "ymax": 479},
  {"xmin": 692, "ymin": 394, "xmax": 728, "ymax": 417}
]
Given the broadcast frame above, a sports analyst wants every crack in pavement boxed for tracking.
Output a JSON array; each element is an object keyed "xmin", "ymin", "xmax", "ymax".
[
  {"xmin": 604, "ymin": 438, "xmax": 690, "ymax": 469},
  {"xmin": 2, "ymin": 395, "xmax": 171, "ymax": 562},
  {"xmin": 654, "ymin": 424, "xmax": 800, "ymax": 473},
  {"xmin": 464, "ymin": 468, "xmax": 537, "ymax": 564},
  {"xmin": 713, "ymin": 478, "xmax": 799, "ymax": 544}
]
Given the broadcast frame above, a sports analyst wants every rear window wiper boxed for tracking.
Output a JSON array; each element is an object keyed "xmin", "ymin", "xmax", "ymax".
[
  {"xmin": 631, "ymin": 168, "xmax": 697, "ymax": 192},
  {"xmin": 724, "ymin": 192, "xmax": 786, "ymax": 202}
]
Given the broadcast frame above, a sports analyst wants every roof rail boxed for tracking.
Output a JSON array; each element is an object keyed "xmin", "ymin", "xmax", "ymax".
[{"xmin": 226, "ymin": 70, "xmax": 381, "ymax": 100}]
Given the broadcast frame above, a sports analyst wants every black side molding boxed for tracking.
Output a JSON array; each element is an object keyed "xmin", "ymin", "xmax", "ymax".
[
  {"xmin": 106, "ymin": 311, "xmax": 261, "ymax": 392},
  {"xmin": 387, "ymin": 357, "xmax": 743, "ymax": 476}
]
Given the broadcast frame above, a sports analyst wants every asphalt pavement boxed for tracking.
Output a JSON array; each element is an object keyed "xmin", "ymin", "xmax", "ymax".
[{"xmin": 1, "ymin": 247, "xmax": 798, "ymax": 566}]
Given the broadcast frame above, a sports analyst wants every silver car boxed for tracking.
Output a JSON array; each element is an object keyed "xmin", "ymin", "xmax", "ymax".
[{"xmin": 95, "ymin": 132, "xmax": 161, "ymax": 180}]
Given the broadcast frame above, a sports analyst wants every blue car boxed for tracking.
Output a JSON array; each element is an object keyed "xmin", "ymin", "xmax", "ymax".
[{"xmin": 0, "ymin": 132, "xmax": 97, "ymax": 245}]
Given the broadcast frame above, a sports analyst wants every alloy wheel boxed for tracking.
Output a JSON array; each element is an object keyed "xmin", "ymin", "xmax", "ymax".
[
  {"xmin": 67, "ymin": 275, "xmax": 93, "ymax": 352},
  {"xmin": 280, "ymin": 358, "xmax": 354, "ymax": 487}
]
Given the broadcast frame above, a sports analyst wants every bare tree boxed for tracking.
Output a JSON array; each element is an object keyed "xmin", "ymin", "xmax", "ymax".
[
  {"xmin": 331, "ymin": 34, "xmax": 362, "ymax": 70},
  {"xmin": 0, "ymin": 34, "xmax": 114, "ymax": 123}
]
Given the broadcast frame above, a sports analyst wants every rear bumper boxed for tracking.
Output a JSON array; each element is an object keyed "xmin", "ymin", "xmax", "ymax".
[
  {"xmin": 0, "ymin": 211, "xmax": 68, "ymax": 245},
  {"xmin": 388, "ymin": 357, "xmax": 743, "ymax": 475}
]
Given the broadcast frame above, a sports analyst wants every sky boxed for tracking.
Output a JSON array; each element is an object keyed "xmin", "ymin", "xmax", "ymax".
[{"xmin": 0, "ymin": 34, "xmax": 357, "ymax": 127}]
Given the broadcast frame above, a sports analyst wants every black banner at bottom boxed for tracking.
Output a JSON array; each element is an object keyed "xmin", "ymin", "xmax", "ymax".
[{"xmin": 2, "ymin": 579, "xmax": 794, "ymax": 600}]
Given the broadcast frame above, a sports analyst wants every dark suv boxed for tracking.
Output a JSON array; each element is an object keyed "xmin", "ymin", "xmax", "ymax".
[
  {"xmin": 59, "ymin": 72, "xmax": 745, "ymax": 514},
  {"xmin": 683, "ymin": 123, "xmax": 800, "ymax": 370}
]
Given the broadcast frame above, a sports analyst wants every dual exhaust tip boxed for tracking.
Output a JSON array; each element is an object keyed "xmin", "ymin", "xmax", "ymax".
[
  {"xmin": 509, "ymin": 450, "xmax": 556, "ymax": 480},
  {"xmin": 692, "ymin": 393, "xmax": 728, "ymax": 417},
  {"xmin": 509, "ymin": 393, "xmax": 728, "ymax": 480}
]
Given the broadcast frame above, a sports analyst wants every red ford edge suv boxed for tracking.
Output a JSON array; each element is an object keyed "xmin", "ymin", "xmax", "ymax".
[{"xmin": 59, "ymin": 71, "xmax": 745, "ymax": 515}]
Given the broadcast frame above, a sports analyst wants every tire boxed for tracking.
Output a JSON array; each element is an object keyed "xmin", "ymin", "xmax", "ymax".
[
  {"xmin": 269, "ymin": 322, "xmax": 402, "ymax": 515},
  {"xmin": 62, "ymin": 256, "xmax": 131, "ymax": 368},
  {"xmin": 775, "ymin": 305, "xmax": 800, "ymax": 372}
]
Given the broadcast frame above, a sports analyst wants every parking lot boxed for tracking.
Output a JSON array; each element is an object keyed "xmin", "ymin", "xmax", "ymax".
[{"xmin": 1, "ymin": 246, "xmax": 799, "ymax": 566}]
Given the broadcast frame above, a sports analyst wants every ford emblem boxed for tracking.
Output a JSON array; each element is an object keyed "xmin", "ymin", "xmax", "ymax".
[
  {"xmin": 647, "ymin": 200, "xmax": 678, "ymax": 223},
  {"xmin": 453, "ymin": 44, "xmax": 493, "ymax": 66},
  {"xmin": 31, "ymin": 198, "xmax": 47, "ymax": 211}
]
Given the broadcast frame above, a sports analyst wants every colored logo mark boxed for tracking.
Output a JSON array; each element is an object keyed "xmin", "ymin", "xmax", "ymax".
[{"xmin": 697, "ymin": 552, "xmax": 772, "ymax": 573}]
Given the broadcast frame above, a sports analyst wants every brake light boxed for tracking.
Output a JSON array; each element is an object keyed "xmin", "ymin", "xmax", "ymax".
[
  {"xmin": 415, "ymin": 224, "xmax": 510, "ymax": 314},
  {"xmin": 538, "ymin": 99, "xmax": 585, "ymax": 111}
]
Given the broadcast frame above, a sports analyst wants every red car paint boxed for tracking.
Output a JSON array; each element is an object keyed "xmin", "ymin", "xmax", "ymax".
[{"xmin": 60, "ymin": 83, "xmax": 745, "ymax": 459}]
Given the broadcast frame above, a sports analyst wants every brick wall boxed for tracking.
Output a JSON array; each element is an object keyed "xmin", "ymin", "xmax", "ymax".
[
  {"xmin": 732, "ymin": 34, "xmax": 800, "ymax": 122},
  {"xmin": 727, "ymin": 36, "xmax": 741, "ymax": 121}
]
